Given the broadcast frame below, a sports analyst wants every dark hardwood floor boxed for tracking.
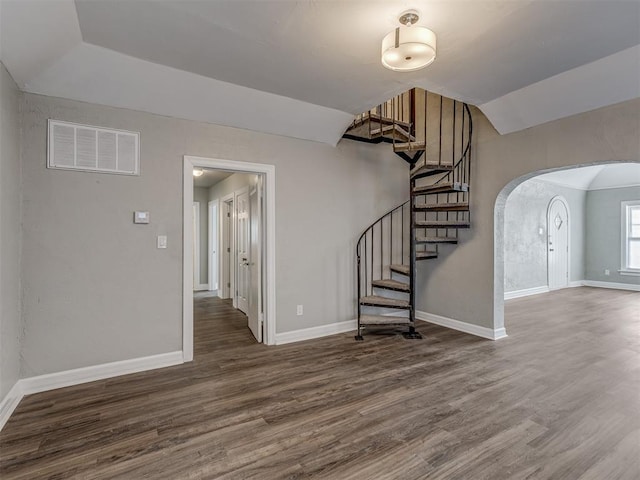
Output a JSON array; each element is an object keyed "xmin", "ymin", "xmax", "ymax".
[{"xmin": 1, "ymin": 287, "xmax": 638, "ymax": 479}]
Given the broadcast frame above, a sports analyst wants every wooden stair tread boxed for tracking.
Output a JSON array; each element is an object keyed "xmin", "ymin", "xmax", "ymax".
[
  {"xmin": 412, "ymin": 182, "xmax": 468, "ymax": 195},
  {"xmin": 359, "ymin": 315, "xmax": 412, "ymax": 326},
  {"xmin": 416, "ymin": 236, "xmax": 458, "ymax": 244},
  {"xmin": 415, "ymin": 220, "xmax": 471, "ymax": 228},
  {"xmin": 359, "ymin": 296, "xmax": 410, "ymax": 309},
  {"xmin": 416, "ymin": 251, "xmax": 438, "ymax": 260},
  {"xmin": 372, "ymin": 279, "xmax": 410, "ymax": 292},
  {"xmin": 370, "ymin": 124, "xmax": 415, "ymax": 141},
  {"xmin": 393, "ymin": 141, "xmax": 426, "ymax": 152},
  {"xmin": 414, "ymin": 202, "xmax": 469, "ymax": 211},
  {"xmin": 410, "ymin": 164, "xmax": 454, "ymax": 179},
  {"xmin": 389, "ymin": 264, "xmax": 410, "ymax": 276}
]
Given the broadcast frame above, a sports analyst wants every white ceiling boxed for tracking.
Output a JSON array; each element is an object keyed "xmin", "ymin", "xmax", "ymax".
[
  {"xmin": 193, "ymin": 169, "xmax": 233, "ymax": 189},
  {"xmin": 1, "ymin": 1, "xmax": 639, "ymax": 145},
  {"xmin": 536, "ymin": 163, "xmax": 640, "ymax": 191}
]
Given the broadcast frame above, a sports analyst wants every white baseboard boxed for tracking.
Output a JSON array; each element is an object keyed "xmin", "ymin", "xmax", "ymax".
[
  {"xmin": 194, "ymin": 284, "xmax": 209, "ymax": 291},
  {"xmin": 1, "ymin": 351, "xmax": 184, "ymax": 431},
  {"xmin": 416, "ymin": 310, "xmax": 507, "ymax": 340},
  {"xmin": 582, "ymin": 280, "xmax": 640, "ymax": 292},
  {"xmin": 504, "ymin": 285, "xmax": 549, "ymax": 300},
  {"xmin": 275, "ymin": 320, "xmax": 357, "ymax": 345},
  {"xmin": 20, "ymin": 351, "xmax": 184, "ymax": 396},
  {"xmin": 568, "ymin": 281, "xmax": 583, "ymax": 288},
  {"xmin": 0, "ymin": 382, "xmax": 24, "ymax": 431}
]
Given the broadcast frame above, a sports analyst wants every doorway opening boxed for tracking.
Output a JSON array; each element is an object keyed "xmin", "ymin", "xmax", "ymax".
[
  {"xmin": 495, "ymin": 161, "xmax": 640, "ymax": 336},
  {"xmin": 184, "ymin": 156, "xmax": 276, "ymax": 361}
]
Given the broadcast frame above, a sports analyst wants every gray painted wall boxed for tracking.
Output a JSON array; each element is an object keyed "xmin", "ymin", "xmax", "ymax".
[
  {"xmin": 0, "ymin": 63, "xmax": 22, "ymax": 400},
  {"xmin": 19, "ymin": 92, "xmax": 408, "ymax": 377},
  {"xmin": 504, "ymin": 179, "xmax": 585, "ymax": 292},
  {"xmin": 416, "ymin": 99, "xmax": 640, "ymax": 331},
  {"xmin": 586, "ymin": 186, "xmax": 640, "ymax": 285},
  {"xmin": 193, "ymin": 187, "xmax": 209, "ymax": 286}
]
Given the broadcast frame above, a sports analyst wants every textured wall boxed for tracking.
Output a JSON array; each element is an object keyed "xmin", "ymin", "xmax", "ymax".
[
  {"xmin": 193, "ymin": 187, "xmax": 209, "ymax": 285},
  {"xmin": 415, "ymin": 99, "xmax": 640, "ymax": 331},
  {"xmin": 0, "ymin": 63, "xmax": 22, "ymax": 400},
  {"xmin": 504, "ymin": 179, "xmax": 585, "ymax": 292},
  {"xmin": 586, "ymin": 186, "xmax": 640, "ymax": 285},
  {"xmin": 19, "ymin": 92, "xmax": 408, "ymax": 376}
]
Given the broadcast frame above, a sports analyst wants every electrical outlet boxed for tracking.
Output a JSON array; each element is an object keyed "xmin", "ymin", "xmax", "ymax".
[
  {"xmin": 296, "ymin": 305, "xmax": 303, "ymax": 316},
  {"xmin": 604, "ymin": 269, "xmax": 610, "ymax": 276}
]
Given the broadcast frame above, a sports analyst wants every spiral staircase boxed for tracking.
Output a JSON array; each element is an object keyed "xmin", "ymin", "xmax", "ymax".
[{"xmin": 343, "ymin": 88, "xmax": 473, "ymax": 340}]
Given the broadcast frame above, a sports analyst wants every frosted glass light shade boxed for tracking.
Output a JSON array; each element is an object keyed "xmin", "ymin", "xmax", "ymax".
[{"xmin": 381, "ymin": 26, "xmax": 436, "ymax": 72}]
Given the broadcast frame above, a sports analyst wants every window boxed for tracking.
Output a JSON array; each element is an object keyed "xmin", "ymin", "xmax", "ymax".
[{"xmin": 622, "ymin": 200, "xmax": 640, "ymax": 272}]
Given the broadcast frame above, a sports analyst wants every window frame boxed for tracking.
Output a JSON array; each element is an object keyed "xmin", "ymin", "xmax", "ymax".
[{"xmin": 621, "ymin": 200, "xmax": 640, "ymax": 275}]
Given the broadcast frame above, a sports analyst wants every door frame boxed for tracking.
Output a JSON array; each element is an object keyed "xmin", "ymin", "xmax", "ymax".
[
  {"xmin": 208, "ymin": 199, "xmax": 219, "ymax": 294},
  {"xmin": 183, "ymin": 156, "xmax": 276, "ymax": 359},
  {"xmin": 193, "ymin": 202, "xmax": 201, "ymax": 289},
  {"xmin": 546, "ymin": 195, "xmax": 570, "ymax": 290}
]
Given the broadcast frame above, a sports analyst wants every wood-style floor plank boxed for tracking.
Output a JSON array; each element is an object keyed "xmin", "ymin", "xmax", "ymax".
[{"xmin": 1, "ymin": 287, "xmax": 638, "ymax": 479}]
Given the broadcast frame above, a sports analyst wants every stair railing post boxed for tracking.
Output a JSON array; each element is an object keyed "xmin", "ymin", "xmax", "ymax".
[{"xmin": 409, "ymin": 174, "xmax": 417, "ymax": 333}]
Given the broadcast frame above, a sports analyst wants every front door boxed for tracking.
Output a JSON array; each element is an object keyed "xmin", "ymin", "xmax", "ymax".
[
  {"xmin": 547, "ymin": 197, "xmax": 569, "ymax": 290},
  {"xmin": 248, "ymin": 180, "xmax": 262, "ymax": 342},
  {"xmin": 236, "ymin": 189, "xmax": 250, "ymax": 314}
]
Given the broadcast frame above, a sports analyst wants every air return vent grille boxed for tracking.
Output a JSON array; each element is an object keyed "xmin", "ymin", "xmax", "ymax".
[{"xmin": 47, "ymin": 120, "xmax": 140, "ymax": 175}]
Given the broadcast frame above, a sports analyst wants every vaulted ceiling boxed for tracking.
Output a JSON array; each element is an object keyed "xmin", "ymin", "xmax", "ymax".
[{"xmin": 1, "ymin": 1, "xmax": 639, "ymax": 145}]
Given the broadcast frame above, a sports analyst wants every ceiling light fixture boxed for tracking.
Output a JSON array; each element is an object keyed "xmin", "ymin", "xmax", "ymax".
[
  {"xmin": 193, "ymin": 169, "xmax": 204, "ymax": 177},
  {"xmin": 381, "ymin": 10, "xmax": 436, "ymax": 72}
]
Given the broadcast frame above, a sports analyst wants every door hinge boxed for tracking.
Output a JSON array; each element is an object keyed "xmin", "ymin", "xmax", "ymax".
[
  {"xmin": 227, "ymin": 212, "xmax": 230, "ymax": 217},
  {"xmin": 227, "ymin": 247, "xmax": 230, "ymax": 253},
  {"xmin": 227, "ymin": 282, "xmax": 230, "ymax": 288}
]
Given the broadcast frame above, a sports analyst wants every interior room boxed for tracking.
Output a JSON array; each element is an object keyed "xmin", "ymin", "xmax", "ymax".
[{"xmin": 1, "ymin": 1, "xmax": 638, "ymax": 478}]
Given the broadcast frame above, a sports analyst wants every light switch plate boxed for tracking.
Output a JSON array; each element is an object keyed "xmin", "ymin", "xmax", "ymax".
[
  {"xmin": 134, "ymin": 211, "xmax": 150, "ymax": 224},
  {"xmin": 157, "ymin": 235, "xmax": 167, "ymax": 249}
]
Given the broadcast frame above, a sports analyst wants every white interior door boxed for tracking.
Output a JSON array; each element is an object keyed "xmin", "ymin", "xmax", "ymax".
[
  {"xmin": 208, "ymin": 201, "xmax": 218, "ymax": 292},
  {"xmin": 248, "ymin": 180, "xmax": 262, "ymax": 342},
  {"xmin": 236, "ymin": 189, "xmax": 250, "ymax": 314},
  {"xmin": 548, "ymin": 198, "xmax": 569, "ymax": 290}
]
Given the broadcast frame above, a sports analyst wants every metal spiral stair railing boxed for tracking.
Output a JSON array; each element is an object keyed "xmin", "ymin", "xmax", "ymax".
[{"xmin": 350, "ymin": 89, "xmax": 473, "ymax": 340}]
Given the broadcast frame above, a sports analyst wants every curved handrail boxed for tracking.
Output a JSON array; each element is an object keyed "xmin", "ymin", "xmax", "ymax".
[{"xmin": 356, "ymin": 200, "xmax": 409, "ymax": 258}]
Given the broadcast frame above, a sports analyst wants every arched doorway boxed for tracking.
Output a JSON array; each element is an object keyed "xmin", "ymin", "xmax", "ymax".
[{"xmin": 493, "ymin": 161, "xmax": 640, "ymax": 336}]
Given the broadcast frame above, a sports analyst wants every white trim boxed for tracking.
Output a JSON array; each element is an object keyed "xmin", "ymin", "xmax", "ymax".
[
  {"xmin": 504, "ymin": 285, "xmax": 550, "ymax": 300},
  {"xmin": 568, "ymin": 280, "xmax": 583, "ymax": 287},
  {"xmin": 184, "ymin": 156, "xmax": 277, "ymax": 355},
  {"xmin": 0, "ymin": 352, "xmax": 184, "ymax": 431},
  {"xmin": 193, "ymin": 201, "xmax": 201, "ymax": 288},
  {"xmin": 619, "ymin": 270, "xmax": 640, "ymax": 276},
  {"xmin": 20, "ymin": 351, "xmax": 184, "ymax": 396},
  {"xmin": 582, "ymin": 280, "xmax": 640, "ymax": 292},
  {"xmin": 416, "ymin": 310, "xmax": 508, "ymax": 340},
  {"xmin": 275, "ymin": 320, "xmax": 357, "ymax": 345},
  {"xmin": 194, "ymin": 283, "xmax": 209, "ymax": 291},
  {"xmin": 0, "ymin": 382, "xmax": 24, "ymax": 431},
  {"xmin": 621, "ymin": 200, "xmax": 640, "ymax": 272}
]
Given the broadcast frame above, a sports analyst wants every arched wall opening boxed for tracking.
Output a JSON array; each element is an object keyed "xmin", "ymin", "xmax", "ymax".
[{"xmin": 493, "ymin": 160, "xmax": 640, "ymax": 335}]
